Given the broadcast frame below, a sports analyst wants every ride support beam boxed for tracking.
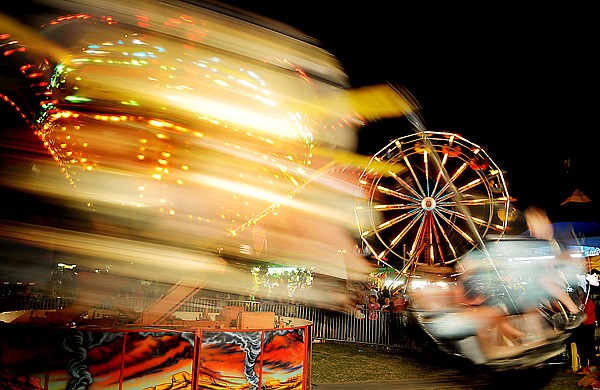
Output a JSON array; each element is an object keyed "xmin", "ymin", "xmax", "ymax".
[{"xmin": 133, "ymin": 272, "xmax": 209, "ymax": 325}]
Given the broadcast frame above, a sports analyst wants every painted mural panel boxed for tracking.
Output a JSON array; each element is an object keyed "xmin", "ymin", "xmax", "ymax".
[
  {"xmin": 198, "ymin": 328, "xmax": 307, "ymax": 390},
  {"xmin": 46, "ymin": 328, "xmax": 124, "ymax": 390},
  {"xmin": 118, "ymin": 330, "xmax": 195, "ymax": 389},
  {"xmin": 198, "ymin": 330, "xmax": 262, "ymax": 389},
  {"xmin": 261, "ymin": 329, "xmax": 306, "ymax": 389},
  {"xmin": 0, "ymin": 323, "xmax": 51, "ymax": 389},
  {"xmin": 0, "ymin": 324, "xmax": 196, "ymax": 390}
]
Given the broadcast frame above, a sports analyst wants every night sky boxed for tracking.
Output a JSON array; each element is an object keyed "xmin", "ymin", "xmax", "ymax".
[
  {"xmin": 219, "ymin": 2, "xmax": 598, "ymax": 222},
  {"xmin": 2, "ymin": 1, "xmax": 598, "ymax": 221}
]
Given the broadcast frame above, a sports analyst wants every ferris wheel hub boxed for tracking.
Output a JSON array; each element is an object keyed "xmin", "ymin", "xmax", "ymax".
[{"xmin": 421, "ymin": 196, "xmax": 436, "ymax": 210}]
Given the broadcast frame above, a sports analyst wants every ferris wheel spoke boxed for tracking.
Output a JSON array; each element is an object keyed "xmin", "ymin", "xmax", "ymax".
[
  {"xmin": 432, "ymin": 209, "xmax": 478, "ymax": 246},
  {"xmin": 456, "ymin": 177, "xmax": 484, "ymax": 193},
  {"xmin": 355, "ymin": 202, "xmax": 417, "ymax": 214},
  {"xmin": 372, "ymin": 203, "xmax": 419, "ymax": 211},
  {"xmin": 424, "ymin": 215, "xmax": 444, "ymax": 264},
  {"xmin": 460, "ymin": 196, "xmax": 509, "ymax": 206},
  {"xmin": 434, "ymin": 191, "xmax": 455, "ymax": 204},
  {"xmin": 437, "ymin": 207, "xmax": 504, "ymax": 230},
  {"xmin": 438, "ymin": 174, "xmax": 509, "ymax": 204},
  {"xmin": 432, "ymin": 213, "xmax": 460, "ymax": 260},
  {"xmin": 432, "ymin": 162, "xmax": 469, "ymax": 199},
  {"xmin": 407, "ymin": 214, "xmax": 428, "ymax": 258},
  {"xmin": 423, "ymin": 148, "xmax": 431, "ymax": 196},
  {"xmin": 375, "ymin": 183, "xmax": 418, "ymax": 203},
  {"xmin": 431, "ymin": 152, "xmax": 450, "ymax": 196},
  {"xmin": 389, "ymin": 211, "xmax": 423, "ymax": 248},
  {"xmin": 431, "ymin": 134, "xmax": 460, "ymax": 197},
  {"xmin": 436, "ymin": 205, "xmax": 484, "ymax": 225},
  {"xmin": 377, "ymin": 212, "xmax": 423, "ymax": 260},
  {"xmin": 362, "ymin": 156, "xmax": 387, "ymax": 176},
  {"xmin": 434, "ymin": 190, "xmax": 483, "ymax": 205},
  {"xmin": 437, "ymin": 203, "xmax": 501, "ymax": 231},
  {"xmin": 436, "ymin": 195, "xmax": 509, "ymax": 211},
  {"xmin": 454, "ymin": 169, "xmax": 507, "ymax": 196},
  {"xmin": 402, "ymin": 154, "xmax": 427, "ymax": 196},
  {"xmin": 436, "ymin": 176, "xmax": 487, "ymax": 203},
  {"xmin": 387, "ymin": 170, "xmax": 422, "ymax": 199},
  {"xmin": 486, "ymin": 221, "xmax": 510, "ymax": 233},
  {"xmin": 360, "ymin": 207, "xmax": 421, "ymax": 238}
]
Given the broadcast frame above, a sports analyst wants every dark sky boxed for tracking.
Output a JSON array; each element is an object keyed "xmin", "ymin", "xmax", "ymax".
[
  {"xmin": 220, "ymin": 2, "xmax": 598, "ymax": 222},
  {"xmin": 1, "ymin": 1, "xmax": 597, "ymax": 221}
]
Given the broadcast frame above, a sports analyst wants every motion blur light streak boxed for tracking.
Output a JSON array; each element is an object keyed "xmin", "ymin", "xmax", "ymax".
[
  {"xmin": 0, "ymin": 0, "xmax": 416, "ymax": 308},
  {"xmin": 0, "ymin": 222, "xmax": 226, "ymax": 282}
]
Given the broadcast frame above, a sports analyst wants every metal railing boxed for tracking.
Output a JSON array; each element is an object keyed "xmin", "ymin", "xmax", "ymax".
[
  {"xmin": 0, "ymin": 295, "xmax": 74, "ymax": 312},
  {"xmin": 0, "ymin": 295, "xmax": 423, "ymax": 349}
]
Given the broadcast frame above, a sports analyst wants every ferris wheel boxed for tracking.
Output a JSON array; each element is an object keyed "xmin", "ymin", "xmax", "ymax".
[{"xmin": 355, "ymin": 131, "xmax": 512, "ymax": 273}]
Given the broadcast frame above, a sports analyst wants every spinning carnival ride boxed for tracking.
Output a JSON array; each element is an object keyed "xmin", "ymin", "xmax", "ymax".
[{"xmin": 0, "ymin": 0, "xmax": 414, "ymax": 307}]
